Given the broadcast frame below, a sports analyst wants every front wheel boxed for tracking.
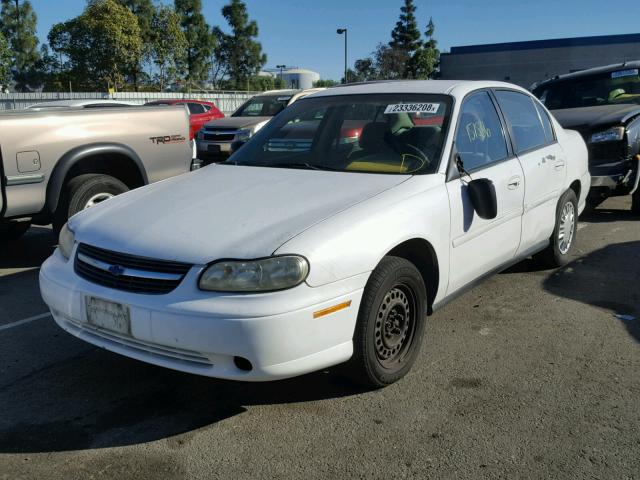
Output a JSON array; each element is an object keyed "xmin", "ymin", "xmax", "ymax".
[
  {"xmin": 53, "ymin": 174, "xmax": 129, "ymax": 236},
  {"xmin": 348, "ymin": 256, "xmax": 427, "ymax": 388},
  {"xmin": 534, "ymin": 189, "xmax": 578, "ymax": 268}
]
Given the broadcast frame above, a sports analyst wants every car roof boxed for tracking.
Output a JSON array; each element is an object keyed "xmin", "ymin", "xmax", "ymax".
[
  {"xmin": 27, "ymin": 99, "xmax": 138, "ymax": 108},
  {"xmin": 146, "ymin": 99, "xmax": 213, "ymax": 105},
  {"xmin": 533, "ymin": 60, "xmax": 640, "ymax": 89},
  {"xmin": 259, "ymin": 89, "xmax": 300, "ymax": 97},
  {"xmin": 304, "ymin": 80, "xmax": 529, "ymax": 100}
]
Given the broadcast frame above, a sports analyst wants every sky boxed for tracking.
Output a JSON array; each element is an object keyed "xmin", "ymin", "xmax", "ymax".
[{"xmin": 30, "ymin": 0, "xmax": 640, "ymax": 81}]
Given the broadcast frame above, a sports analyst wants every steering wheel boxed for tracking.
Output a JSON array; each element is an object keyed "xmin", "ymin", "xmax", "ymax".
[{"xmin": 401, "ymin": 144, "xmax": 429, "ymax": 172}]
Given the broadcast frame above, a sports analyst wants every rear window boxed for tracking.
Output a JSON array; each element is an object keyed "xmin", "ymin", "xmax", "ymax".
[
  {"xmin": 233, "ymin": 96, "xmax": 289, "ymax": 117},
  {"xmin": 188, "ymin": 103, "xmax": 206, "ymax": 114}
]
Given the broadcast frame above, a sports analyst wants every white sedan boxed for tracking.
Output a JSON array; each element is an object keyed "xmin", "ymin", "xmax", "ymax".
[{"xmin": 40, "ymin": 80, "xmax": 590, "ymax": 387}]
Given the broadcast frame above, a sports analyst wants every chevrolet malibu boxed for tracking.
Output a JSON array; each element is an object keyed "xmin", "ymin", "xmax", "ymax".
[{"xmin": 40, "ymin": 81, "xmax": 590, "ymax": 387}]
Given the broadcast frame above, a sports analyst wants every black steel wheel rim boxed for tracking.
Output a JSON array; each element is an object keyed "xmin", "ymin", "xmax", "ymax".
[{"xmin": 373, "ymin": 283, "xmax": 417, "ymax": 369}]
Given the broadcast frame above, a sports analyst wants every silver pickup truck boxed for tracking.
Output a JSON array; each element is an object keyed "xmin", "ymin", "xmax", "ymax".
[{"xmin": 0, "ymin": 105, "xmax": 192, "ymax": 240}]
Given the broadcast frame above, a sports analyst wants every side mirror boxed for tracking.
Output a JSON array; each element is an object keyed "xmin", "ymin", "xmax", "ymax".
[
  {"xmin": 230, "ymin": 140, "xmax": 245, "ymax": 155},
  {"xmin": 467, "ymin": 178, "xmax": 497, "ymax": 220}
]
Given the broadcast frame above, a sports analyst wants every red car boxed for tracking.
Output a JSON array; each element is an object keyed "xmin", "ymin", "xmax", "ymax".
[{"xmin": 145, "ymin": 99, "xmax": 224, "ymax": 139}]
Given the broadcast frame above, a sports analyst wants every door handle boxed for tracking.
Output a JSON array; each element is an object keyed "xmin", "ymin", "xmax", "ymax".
[
  {"xmin": 554, "ymin": 160, "xmax": 565, "ymax": 171},
  {"xmin": 507, "ymin": 176, "xmax": 521, "ymax": 189}
]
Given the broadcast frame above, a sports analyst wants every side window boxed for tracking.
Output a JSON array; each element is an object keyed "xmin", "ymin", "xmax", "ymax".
[
  {"xmin": 534, "ymin": 101, "xmax": 555, "ymax": 144},
  {"xmin": 455, "ymin": 91, "xmax": 509, "ymax": 171},
  {"xmin": 495, "ymin": 91, "xmax": 547, "ymax": 153},
  {"xmin": 187, "ymin": 103, "xmax": 206, "ymax": 114},
  {"xmin": 203, "ymin": 104, "xmax": 212, "ymax": 112}
]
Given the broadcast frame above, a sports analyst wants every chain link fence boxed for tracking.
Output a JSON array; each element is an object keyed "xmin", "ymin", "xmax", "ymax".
[{"xmin": 0, "ymin": 91, "xmax": 259, "ymax": 115}]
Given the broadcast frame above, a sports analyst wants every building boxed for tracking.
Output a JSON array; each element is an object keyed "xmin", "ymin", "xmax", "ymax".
[
  {"xmin": 279, "ymin": 69, "xmax": 320, "ymax": 90},
  {"xmin": 439, "ymin": 33, "xmax": 640, "ymax": 89}
]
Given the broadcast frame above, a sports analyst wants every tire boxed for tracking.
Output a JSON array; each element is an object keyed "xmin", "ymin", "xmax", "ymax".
[
  {"xmin": 348, "ymin": 256, "xmax": 427, "ymax": 388},
  {"xmin": 534, "ymin": 189, "xmax": 578, "ymax": 268},
  {"xmin": 53, "ymin": 174, "xmax": 128, "ymax": 235},
  {"xmin": 632, "ymin": 189, "xmax": 640, "ymax": 216},
  {"xmin": 0, "ymin": 221, "xmax": 31, "ymax": 242}
]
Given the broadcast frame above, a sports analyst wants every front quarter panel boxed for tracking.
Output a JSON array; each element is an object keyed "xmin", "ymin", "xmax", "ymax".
[{"xmin": 275, "ymin": 175, "xmax": 450, "ymax": 304}]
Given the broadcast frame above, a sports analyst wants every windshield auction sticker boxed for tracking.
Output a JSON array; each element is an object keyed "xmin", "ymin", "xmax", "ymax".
[
  {"xmin": 384, "ymin": 103, "xmax": 440, "ymax": 114},
  {"xmin": 611, "ymin": 69, "xmax": 639, "ymax": 79}
]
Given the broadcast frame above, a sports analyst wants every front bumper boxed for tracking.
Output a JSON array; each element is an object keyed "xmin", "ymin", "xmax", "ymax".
[
  {"xmin": 196, "ymin": 140, "xmax": 232, "ymax": 163},
  {"xmin": 40, "ymin": 248, "xmax": 366, "ymax": 381},
  {"xmin": 589, "ymin": 155, "xmax": 640, "ymax": 197}
]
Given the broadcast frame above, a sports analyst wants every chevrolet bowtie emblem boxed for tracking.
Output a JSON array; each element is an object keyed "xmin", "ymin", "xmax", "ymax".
[{"xmin": 108, "ymin": 265, "xmax": 125, "ymax": 276}]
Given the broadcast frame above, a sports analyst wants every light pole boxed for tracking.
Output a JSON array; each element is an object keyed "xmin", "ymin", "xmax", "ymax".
[
  {"xmin": 337, "ymin": 28, "xmax": 348, "ymax": 84},
  {"xmin": 276, "ymin": 64, "xmax": 286, "ymax": 86}
]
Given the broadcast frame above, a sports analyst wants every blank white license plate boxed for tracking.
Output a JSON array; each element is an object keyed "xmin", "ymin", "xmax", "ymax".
[{"xmin": 85, "ymin": 296, "xmax": 131, "ymax": 335}]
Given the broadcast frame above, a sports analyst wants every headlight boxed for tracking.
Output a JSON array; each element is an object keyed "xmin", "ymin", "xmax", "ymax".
[
  {"xmin": 590, "ymin": 127, "xmax": 625, "ymax": 143},
  {"xmin": 196, "ymin": 130, "xmax": 204, "ymax": 140},
  {"xmin": 58, "ymin": 223, "xmax": 75, "ymax": 260},
  {"xmin": 236, "ymin": 129, "xmax": 252, "ymax": 142},
  {"xmin": 199, "ymin": 256, "xmax": 309, "ymax": 292}
]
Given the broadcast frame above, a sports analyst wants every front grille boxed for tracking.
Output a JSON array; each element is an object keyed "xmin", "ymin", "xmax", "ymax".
[
  {"xmin": 589, "ymin": 141, "xmax": 630, "ymax": 167},
  {"xmin": 74, "ymin": 243, "xmax": 191, "ymax": 294},
  {"xmin": 203, "ymin": 133, "xmax": 235, "ymax": 141}
]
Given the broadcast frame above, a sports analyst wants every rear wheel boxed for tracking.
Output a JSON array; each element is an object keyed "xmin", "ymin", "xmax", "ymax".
[
  {"xmin": 53, "ymin": 174, "xmax": 128, "ymax": 235},
  {"xmin": 348, "ymin": 256, "xmax": 427, "ymax": 388},
  {"xmin": 0, "ymin": 221, "xmax": 31, "ymax": 242},
  {"xmin": 534, "ymin": 189, "xmax": 578, "ymax": 268}
]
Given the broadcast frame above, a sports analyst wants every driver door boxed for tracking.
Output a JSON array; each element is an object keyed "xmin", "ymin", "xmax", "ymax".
[{"xmin": 445, "ymin": 91, "xmax": 525, "ymax": 295}]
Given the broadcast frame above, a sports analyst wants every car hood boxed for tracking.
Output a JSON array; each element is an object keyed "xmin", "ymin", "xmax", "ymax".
[
  {"xmin": 70, "ymin": 165, "xmax": 409, "ymax": 265},
  {"xmin": 551, "ymin": 104, "xmax": 640, "ymax": 129},
  {"xmin": 202, "ymin": 116, "xmax": 271, "ymax": 130}
]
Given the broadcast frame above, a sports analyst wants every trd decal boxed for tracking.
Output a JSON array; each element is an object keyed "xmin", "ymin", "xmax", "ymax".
[{"xmin": 150, "ymin": 135, "xmax": 186, "ymax": 145}]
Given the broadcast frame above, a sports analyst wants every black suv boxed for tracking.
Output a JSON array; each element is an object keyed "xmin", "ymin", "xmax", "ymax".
[{"xmin": 532, "ymin": 62, "xmax": 640, "ymax": 213}]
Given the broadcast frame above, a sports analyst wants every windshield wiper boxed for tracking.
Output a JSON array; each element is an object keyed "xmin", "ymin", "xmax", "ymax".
[{"xmin": 256, "ymin": 162, "xmax": 341, "ymax": 171}]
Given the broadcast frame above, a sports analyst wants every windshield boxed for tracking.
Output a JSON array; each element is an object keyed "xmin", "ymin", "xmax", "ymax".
[
  {"xmin": 226, "ymin": 93, "xmax": 452, "ymax": 175},
  {"xmin": 533, "ymin": 68, "xmax": 640, "ymax": 109},
  {"xmin": 232, "ymin": 95, "xmax": 291, "ymax": 117}
]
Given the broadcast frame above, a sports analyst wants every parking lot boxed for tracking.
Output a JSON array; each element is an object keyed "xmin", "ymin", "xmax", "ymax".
[{"xmin": 0, "ymin": 196, "xmax": 638, "ymax": 479}]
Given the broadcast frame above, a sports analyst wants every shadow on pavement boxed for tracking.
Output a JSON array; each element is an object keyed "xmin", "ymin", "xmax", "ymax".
[
  {"xmin": 543, "ymin": 240, "xmax": 640, "ymax": 343},
  {"xmin": 579, "ymin": 206, "xmax": 638, "ymax": 224},
  {"xmin": 0, "ymin": 226, "xmax": 56, "ymax": 270},
  {"xmin": 0, "ymin": 335, "xmax": 367, "ymax": 454}
]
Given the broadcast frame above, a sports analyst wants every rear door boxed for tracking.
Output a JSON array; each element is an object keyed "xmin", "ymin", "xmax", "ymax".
[
  {"xmin": 446, "ymin": 91, "xmax": 525, "ymax": 294},
  {"xmin": 494, "ymin": 90, "xmax": 566, "ymax": 253}
]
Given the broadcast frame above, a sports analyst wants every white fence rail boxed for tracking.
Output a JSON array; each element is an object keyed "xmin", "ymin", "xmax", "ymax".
[{"xmin": 0, "ymin": 91, "xmax": 259, "ymax": 115}]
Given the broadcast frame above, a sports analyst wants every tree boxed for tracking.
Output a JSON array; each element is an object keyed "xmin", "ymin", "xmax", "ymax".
[
  {"xmin": 351, "ymin": 3, "xmax": 440, "ymax": 81},
  {"xmin": 0, "ymin": 31, "xmax": 11, "ymax": 89},
  {"xmin": 214, "ymin": 0, "xmax": 266, "ymax": 90},
  {"xmin": 175, "ymin": 0, "xmax": 214, "ymax": 86},
  {"xmin": 48, "ymin": 0, "xmax": 143, "ymax": 91},
  {"xmin": 353, "ymin": 57, "xmax": 377, "ymax": 81},
  {"xmin": 313, "ymin": 79, "xmax": 338, "ymax": 88},
  {"xmin": 375, "ymin": 43, "xmax": 409, "ymax": 80},
  {"xmin": 114, "ymin": 0, "xmax": 154, "ymax": 90},
  {"xmin": 148, "ymin": 5, "xmax": 186, "ymax": 91},
  {"xmin": 0, "ymin": 0, "xmax": 41, "ymax": 91},
  {"xmin": 407, "ymin": 17, "xmax": 439, "ymax": 79},
  {"xmin": 389, "ymin": 0, "xmax": 421, "ymax": 54}
]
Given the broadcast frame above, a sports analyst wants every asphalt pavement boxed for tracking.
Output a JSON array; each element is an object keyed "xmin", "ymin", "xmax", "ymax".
[{"xmin": 0, "ymin": 197, "xmax": 638, "ymax": 480}]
